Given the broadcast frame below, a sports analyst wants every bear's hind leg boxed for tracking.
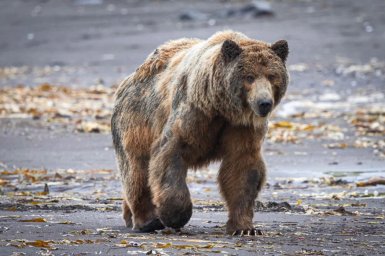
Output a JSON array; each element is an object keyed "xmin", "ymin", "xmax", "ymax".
[
  {"xmin": 123, "ymin": 155, "xmax": 165, "ymax": 232},
  {"xmin": 122, "ymin": 198, "xmax": 133, "ymax": 227}
]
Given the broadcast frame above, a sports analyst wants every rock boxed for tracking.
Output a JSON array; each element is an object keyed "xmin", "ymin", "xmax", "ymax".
[
  {"xmin": 73, "ymin": 0, "xmax": 103, "ymax": 6},
  {"xmin": 255, "ymin": 201, "xmax": 292, "ymax": 212},
  {"xmin": 180, "ymin": 1, "xmax": 274, "ymax": 22},
  {"xmin": 179, "ymin": 10, "xmax": 208, "ymax": 21},
  {"xmin": 240, "ymin": 1, "xmax": 274, "ymax": 17}
]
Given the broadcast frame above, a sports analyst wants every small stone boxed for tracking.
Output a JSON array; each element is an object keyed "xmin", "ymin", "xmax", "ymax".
[
  {"xmin": 179, "ymin": 10, "xmax": 208, "ymax": 21},
  {"xmin": 240, "ymin": 1, "xmax": 274, "ymax": 17}
]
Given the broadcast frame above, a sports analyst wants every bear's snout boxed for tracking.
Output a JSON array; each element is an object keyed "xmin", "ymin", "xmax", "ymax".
[
  {"xmin": 249, "ymin": 98, "xmax": 273, "ymax": 117},
  {"xmin": 257, "ymin": 99, "xmax": 273, "ymax": 117},
  {"xmin": 247, "ymin": 76, "xmax": 275, "ymax": 118}
]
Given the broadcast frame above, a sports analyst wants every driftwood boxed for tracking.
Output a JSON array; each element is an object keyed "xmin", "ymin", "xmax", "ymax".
[{"xmin": 356, "ymin": 177, "xmax": 385, "ymax": 187}]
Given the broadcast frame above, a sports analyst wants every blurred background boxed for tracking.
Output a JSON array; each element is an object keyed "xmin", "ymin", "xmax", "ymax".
[
  {"xmin": 0, "ymin": 0, "xmax": 384, "ymax": 173},
  {"xmin": 1, "ymin": 0, "xmax": 384, "ymax": 86}
]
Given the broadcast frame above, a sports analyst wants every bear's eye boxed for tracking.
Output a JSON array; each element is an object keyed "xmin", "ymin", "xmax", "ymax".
[
  {"xmin": 267, "ymin": 74, "xmax": 276, "ymax": 81},
  {"xmin": 245, "ymin": 75, "xmax": 255, "ymax": 83}
]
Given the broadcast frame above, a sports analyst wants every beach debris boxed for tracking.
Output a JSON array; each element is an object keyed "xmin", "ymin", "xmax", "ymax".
[{"xmin": 356, "ymin": 177, "xmax": 385, "ymax": 187}]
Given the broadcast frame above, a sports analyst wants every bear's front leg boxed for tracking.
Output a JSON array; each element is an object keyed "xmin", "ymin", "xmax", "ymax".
[
  {"xmin": 149, "ymin": 136, "xmax": 193, "ymax": 230},
  {"xmin": 218, "ymin": 152, "xmax": 266, "ymax": 236}
]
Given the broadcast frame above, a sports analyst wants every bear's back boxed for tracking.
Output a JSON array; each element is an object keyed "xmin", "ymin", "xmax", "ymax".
[{"xmin": 133, "ymin": 38, "xmax": 202, "ymax": 82}]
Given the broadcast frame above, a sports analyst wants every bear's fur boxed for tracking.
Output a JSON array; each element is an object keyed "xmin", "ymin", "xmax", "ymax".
[{"xmin": 111, "ymin": 31, "xmax": 289, "ymax": 235}]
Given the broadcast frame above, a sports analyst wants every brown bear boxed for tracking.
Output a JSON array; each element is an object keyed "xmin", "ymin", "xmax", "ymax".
[{"xmin": 111, "ymin": 30, "xmax": 289, "ymax": 235}]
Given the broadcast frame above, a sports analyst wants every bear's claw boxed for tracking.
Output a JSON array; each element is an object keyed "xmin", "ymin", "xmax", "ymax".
[{"xmin": 231, "ymin": 228, "xmax": 263, "ymax": 236}]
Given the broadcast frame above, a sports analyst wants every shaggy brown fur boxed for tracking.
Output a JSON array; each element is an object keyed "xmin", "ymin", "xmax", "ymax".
[{"xmin": 111, "ymin": 31, "xmax": 289, "ymax": 235}]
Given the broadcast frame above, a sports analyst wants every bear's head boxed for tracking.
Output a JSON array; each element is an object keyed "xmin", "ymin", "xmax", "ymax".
[{"xmin": 211, "ymin": 38, "xmax": 289, "ymax": 125}]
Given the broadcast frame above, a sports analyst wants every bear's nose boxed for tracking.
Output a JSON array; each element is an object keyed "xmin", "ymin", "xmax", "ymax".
[{"xmin": 258, "ymin": 99, "xmax": 272, "ymax": 117}]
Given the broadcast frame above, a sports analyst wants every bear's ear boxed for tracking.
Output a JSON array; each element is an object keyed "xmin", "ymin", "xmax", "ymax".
[
  {"xmin": 271, "ymin": 40, "xmax": 289, "ymax": 63},
  {"xmin": 221, "ymin": 40, "xmax": 242, "ymax": 63}
]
